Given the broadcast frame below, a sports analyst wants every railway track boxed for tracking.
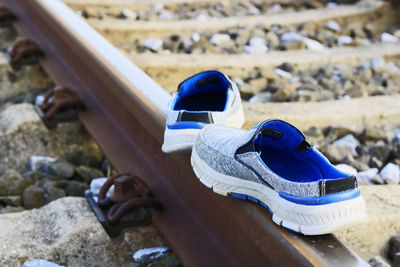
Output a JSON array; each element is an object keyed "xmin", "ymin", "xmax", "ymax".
[{"xmin": 1, "ymin": 0, "xmax": 399, "ymax": 266}]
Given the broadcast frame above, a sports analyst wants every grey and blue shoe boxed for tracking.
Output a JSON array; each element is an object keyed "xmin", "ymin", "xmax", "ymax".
[
  {"xmin": 191, "ymin": 119, "xmax": 367, "ymax": 235},
  {"xmin": 162, "ymin": 70, "xmax": 244, "ymax": 153}
]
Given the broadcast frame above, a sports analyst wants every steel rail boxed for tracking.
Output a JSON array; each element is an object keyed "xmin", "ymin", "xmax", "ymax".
[{"xmin": 1, "ymin": 0, "xmax": 369, "ymax": 266}]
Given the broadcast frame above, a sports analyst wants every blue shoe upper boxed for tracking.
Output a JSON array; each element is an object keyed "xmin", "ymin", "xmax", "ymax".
[{"xmin": 253, "ymin": 120, "xmax": 349, "ymax": 183}]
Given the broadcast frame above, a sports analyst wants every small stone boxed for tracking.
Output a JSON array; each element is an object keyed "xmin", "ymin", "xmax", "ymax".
[
  {"xmin": 321, "ymin": 145, "xmax": 352, "ymax": 164},
  {"xmin": 47, "ymin": 160, "xmax": 75, "ymax": 179},
  {"xmin": 158, "ymin": 11, "xmax": 173, "ymax": 20},
  {"xmin": 133, "ymin": 247, "xmax": 170, "ymax": 265},
  {"xmin": 324, "ymin": 20, "xmax": 341, "ymax": 32},
  {"xmin": 277, "ymin": 62, "xmax": 294, "ymax": 73},
  {"xmin": 66, "ymin": 181, "xmax": 88, "ymax": 197},
  {"xmin": 29, "ymin": 156, "xmax": 56, "ymax": 172},
  {"xmin": 75, "ymin": 166, "xmax": 104, "ymax": 183},
  {"xmin": 267, "ymin": 3, "xmax": 281, "ymax": 14},
  {"xmin": 381, "ymin": 32, "xmax": 398, "ymax": 43},
  {"xmin": 369, "ymin": 157, "xmax": 383, "ymax": 169},
  {"xmin": 144, "ymin": 38, "xmax": 163, "ymax": 52},
  {"xmin": 323, "ymin": 126, "xmax": 353, "ymax": 141},
  {"xmin": 0, "ymin": 196, "xmax": 22, "ymax": 206},
  {"xmin": 37, "ymin": 179, "xmax": 66, "ymax": 203},
  {"xmin": 209, "ymin": 34, "xmax": 231, "ymax": 46},
  {"xmin": 34, "ymin": 95, "xmax": 45, "ymax": 106},
  {"xmin": 90, "ymin": 177, "xmax": 114, "ymax": 197},
  {"xmin": 248, "ymin": 6, "xmax": 261, "ymax": 15},
  {"xmin": 22, "ymin": 259, "xmax": 64, "ymax": 267},
  {"xmin": 248, "ymin": 92, "xmax": 272, "ymax": 103},
  {"xmin": 361, "ymin": 126, "xmax": 386, "ymax": 142},
  {"xmin": 380, "ymin": 163, "xmax": 400, "ymax": 184},
  {"xmin": 326, "ymin": 2, "xmax": 339, "ymax": 8},
  {"xmin": 368, "ymin": 255, "xmax": 390, "ymax": 267},
  {"xmin": 389, "ymin": 235, "xmax": 400, "ymax": 259},
  {"xmin": 371, "ymin": 174, "xmax": 384, "ymax": 185},
  {"xmin": 342, "ymin": 155, "xmax": 369, "ymax": 171},
  {"xmin": 303, "ymin": 38, "xmax": 325, "ymax": 51},
  {"xmin": 336, "ymin": 164, "xmax": 357, "ymax": 175},
  {"xmin": 356, "ymin": 168, "xmax": 378, "ymax": 184},
  {"xmin": 244, "ymin": 44, "xmax": 268, "ymax": 54},
  {"xmin": 273, "ymin": 68, "xmax": 292, "ymax": 79},
  {"xmin": 23, "ymin": 185, "xmax": 46, "ymax": 209},
  {"xmin": 371, "ymin": 57, "xmax": 385, "ymax": 67},
  {"xmin": 332, "ymin": 134, "xmax": 359, "ymax": 155},
  {"xmin": 118, "ymin": 8, "xmax": 137, "ymax": 20},
  {"xmin": 191, "ymin": 33, "xmax": 200, "ymax": 43},
  {"xmin": 266, "ymin": 31, "xmax": 280, "ymax": 48},
  {"xmin": 370, "ymin": 145, "xmax": 391, "ymax": 164},
  {"xmin": 337, "ymin": 36, "xmax": 352, "ymax": 46},
  {"xmin": 280, "ymin": 32, "xmax": 303, "ymax": 43},
  {"xmin": 0, "ymin": 170, "xmax": 31, "ymax": 196}
]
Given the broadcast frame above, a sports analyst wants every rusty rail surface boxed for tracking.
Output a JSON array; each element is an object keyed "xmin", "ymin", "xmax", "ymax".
[{"xmin": 1, "ymin": 0, "xmax": 369, "ymax": 266}]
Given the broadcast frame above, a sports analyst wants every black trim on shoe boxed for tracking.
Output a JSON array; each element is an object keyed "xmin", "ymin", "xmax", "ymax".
[
  {"xmin": 177, "ymin": 111, "xmax": 214, "ymax": 123},
  {"xmin": 320, "ymin": 176, "xmax": 358, "ymax": 196}
]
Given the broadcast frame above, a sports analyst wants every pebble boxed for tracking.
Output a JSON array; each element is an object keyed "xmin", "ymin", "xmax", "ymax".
[
  {"xmin": 75, "ymin": 165, "xmax": 104, "ymax": 183},
  {"xmin": 389, "ymin": 235, "xmax": 400, "ymax": 259},
  {"xmin": 118, "ymin": 8, "xmax": 138, "ymax": 20},
  {"xmin": 371, "ymin": 174, "xmax": 384, "ymax": 185},
  {"xmin": 0, "ymin": 170, "xmax": 31, "ymax": 196},
  {"xmin": 371, "ymin": 57, "xmax": 385, "ymax": 68},
  {"xmin": 0, "ymin": 196, "xmax": 22, "ymax": 206},
  {"xmin": 34, "ymin": 95, "xmax": 45, "ymax": 106},
  {"xmin": 380, "ymin": 163, "xmax": 400, "ymax": 184},
  {"xmin": 337, "ymin": 36, "xmax": 352, "ymax": 46},
  {"xmin": 368, "ymin": 256, "xmax": 390, "ymax": 267},
  {"xmin": 133, "ymin": 247, "xmax": 171, "ymax": 265},
  {"xmin": 381, "ymin": 32, "xmax": 398, "ymax": 43},
  {"xmin": 268, "ymin": 3, "xmax": 282, "ymax": 14},
  {"xmin": 324, "ymin": 20, "xmax": 341, "ymax": 32},
  {"xmin": 22, "ymin": 259, "xmax": 64, "ymax": 267},
  {"xmin": 158, "ymin": 11, "xmax": 173, "ymax": 20},
  {"xmin": 326, "ymin": 2, "xmax": 339, "ymax": 8},
  {"xmin": 143, "ymin": 38, "xmax": 163, "ymax": 51},
  {"xmin": 90, "ymin": 177, "xmax": 114, "ymax": 197},
  {"xmin": 280, "ymin": 32, "xmax": 303, "ymax": 43},
  {"xmin": 244, "ymin": 44, "xmax": 268, "ymax": 54},
  {"xmin": 66, "ymin": 181, "xmax": 88, "ymax": 197},
  {"xmin": 370, "ymin": 145, "xmax": 391, "ymax": 164},
  {"xmin": 47, "ymin": 160, "xmax": 75, "ymax": 179},
  {"xmin": 332, "ymin": 134, "xmax": 359, "ymax": 155},
  {"xmin": 37, "ymin": 179, "xmax": 66, "ymax": 203},
  {"xmin": 29, "ymin": 156, "xmax": 56, "ymax": 172},
  {"xmin": 248, "ymin": 92, "xmax": 272, "ymax": 103},
  {"xmin": 335, "ymin": 164, "xmax": 357, "ymax": 175},
  {"xmin": 321, "ymin": 145, "xmax": 352, "ymax": 164},
  {"xmin": 248, "ymin": 7, "xmax": 261, "ymax": 15},
  {"xmin": 356, "ymin": 168, "xmax": 378, "ymax": 184},
  {"xmin": 273, "ymin": 68, "xmax": 292, "ymax": 79},
  {"xmin": 191, "ymin": 32, "xmax": 200, "ymax": 43},
  {"xmin": 209, "ymin": 34, "xmax": 231, "ymax": 46},
  {"xmin": 303, "ymin": 38, "xmax": 325, "ymax": 51},
  {"xmin": 22, "ymin": 185, "xmax": 46, "ymax": 209},
  {"xmin": 361, "ymin": 126, "xmax": 386, "ymax": 142}
]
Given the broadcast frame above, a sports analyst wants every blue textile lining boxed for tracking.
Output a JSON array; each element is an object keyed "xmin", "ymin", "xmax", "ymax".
[
  {"xmin": 174, "ymin": 71, "xmax": 229, "ymax": 111},
  {"xmin": 254, "ymin": 120, "xmax": 349, "ymax": 183},
  {"xmin": 167, "ymin": 121, "xmax": 207, "ymax": 130},
  {"xmin": 279, "ymin": 189, "xmax": 360, "ymax": 205}
]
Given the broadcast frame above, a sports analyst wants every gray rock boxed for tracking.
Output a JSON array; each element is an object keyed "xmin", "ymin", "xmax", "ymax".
[
  {"xmin": 371, "ymin": 174, "xmax": 384, "ymax": 185},
  {"xmin": 65, "ymin": 181, "xmax": 88, "ymax": 197},
  {"xmin": 22, "ymin": 185, "xmax": 46, "ymax": 209},
  {"xmin": 335, "ymin": 164, "xmax": 357, "ymax": 175},
  {"xmin": 369, "ymin": 157, "xmax": 383, "ymax": 169},
  {"xmin": 0, "ymin": 170, "xmax": 31, "ymax": 196},
  {"xmin": 75, "ymin": 166, "xmax": 104, "ymax": 183},
  {"xmin": 266, "ymin": 31, "xmax": 280, "ymax": 48},
  {"xmin": 158, "ymin": 11, "xmax": 173, "ymax": 20},
  {"xmin": 143, "ymin": 38, "xmax": 163, "ymax": 51},
  {"xmin": 371, "ymin": 57, "xmax": 385, "ymax": 68},
  {"xmin": 321, "ymin": 145, "xmax": 352, "ymax": 164},
  {"xmin": 280, "ymin": 32, "xmax": 303, "ymax": 43},
  {"xmin": 23, "ymin": 259, "xmax": 64, "ymax": 267},
  {"xmin": 380, "ymin": 163, "xmax": 400, "ymax": 184},
  {"xmin": 273, "ymin": 68, "xmax": 292, "ymax": 79},
  {"xmin": 0, "ymin": 195, "xmax": 22, "ymax": 206},
  {"xmin": 332, "ymin": 134, "xmax": 359, "ymax": 155},
  {"xmin": 368, "ymin": 255, "xmax": 390, "ymax": 267},
  {"xmin": 389, "ymin": 235, "xmax": 400, "ymax": 259},
  {"xmin": 37, "ymin": 179, "xmax": 66, "ymax": 203},
  {"xmin": 133, "ymin": 247, "xmax": 170, "ymax": 265},
  {"xmin": 47, "ymin": 160, "xmax": 75, "ymax": 179},
  {"xmin": 323, "ymin": 126, "xmax": 353, "ymax": 142},
  {"xmin": 324, "ymin": 20, "xmax": 341, "ymax": 32},
  {"xmin": 356, "ymin": 168, "xmax": 378, "ymax": 184},
  {"xmin": 29, "ymin": 156, "xmax": 57, "ymax": 172},
  {"xmin": 118, "ymin": 8, "xmax": 137, "ymax": 20},
  {"xmin": 191, "ymin": 33, "xmax": 200, "ymax": 43},
  {"xmin": 337, "ymin": 36, "xmax": 352, "ymax": 46},
  {"xmin": 209, "ymin": 34, "xmax": 231, "ymax": 46},
  {"xmin": 0, "ymin": 197, "xmax": 165, "ymax": 266},
  {"xmin": 303, "ymin": 38, "xmax": 325, "ymax": 51},
  {"xmin": 342, "ymin": 155, "xmax": 369, "ymax": 171},
  {"xmin": 381, "ymin": 32, "xmax": 398, "ymax": 43},
  {"xmin": 361, "ymin": 127, "xmax": 386, "ymax": 142},
  {"xmin": 370, "ymin": 145, "xmax": 391, "ymax": 164}
]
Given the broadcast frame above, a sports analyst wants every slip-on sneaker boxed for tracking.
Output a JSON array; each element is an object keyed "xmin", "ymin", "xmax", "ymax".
[
  {"xmin": 162, "ymin": 70, "xmax": 244, "ymax": 153},
  {"xmin": 191, "ymin": 119, "xmax": 367, "ymax": 235}
]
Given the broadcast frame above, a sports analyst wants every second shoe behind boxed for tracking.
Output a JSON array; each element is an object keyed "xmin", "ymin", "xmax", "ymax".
[
  {"xmin": 191, "ymin": 119, "xmax": 367, "ymax": 235},
  {"xmin": 162, "ymin": 70, "xmax": 244, "ymax": 153}
]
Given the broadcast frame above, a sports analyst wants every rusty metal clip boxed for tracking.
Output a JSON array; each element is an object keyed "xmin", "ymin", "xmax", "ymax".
[
  {"xmin": 85, "ymin": 173, "xmax": 161, "ymax": 237},
  {"xmin": 9, "ymin": 39, "xmax": 44, "ymax": 70},
  {"xmin": 0, "ymin": 7, "xmax": 17, "ymax": 24},
  {"xmin": 34, "ymin": 86, "xmax": 85, "ymax": 128}
]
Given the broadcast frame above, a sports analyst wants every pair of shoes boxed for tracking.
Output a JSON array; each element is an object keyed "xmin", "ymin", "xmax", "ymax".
[{"xmin": 162, "ymin": 71, "xmax": 367, "ymax": 235}]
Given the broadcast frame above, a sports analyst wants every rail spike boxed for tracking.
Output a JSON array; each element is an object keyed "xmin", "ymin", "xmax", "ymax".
[
  {"xmin": 85, "ymin": 173, "xmax": 162, "ymax": 237},
  {"xmin": 34, "ymin": 86, "xmax": 85, "ymax": 129},
  {"xmin": 9, "ymin": 39, "xmax": 44, "ymax": 70}
]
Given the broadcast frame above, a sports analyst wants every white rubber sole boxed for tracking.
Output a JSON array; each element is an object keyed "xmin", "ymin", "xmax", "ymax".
[
  {"xmin": 191, "ymin": 146, "xmax": 368, "ymax": 235},
  {"xmin": 162, "ymin": 106, "xmax": 245, "ymax": 153}
]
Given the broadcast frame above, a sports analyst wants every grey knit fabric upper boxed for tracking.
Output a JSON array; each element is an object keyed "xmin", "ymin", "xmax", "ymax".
[{"xmin": 195, "ymin": 124, "xmax": 322, "ymax": 197}]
